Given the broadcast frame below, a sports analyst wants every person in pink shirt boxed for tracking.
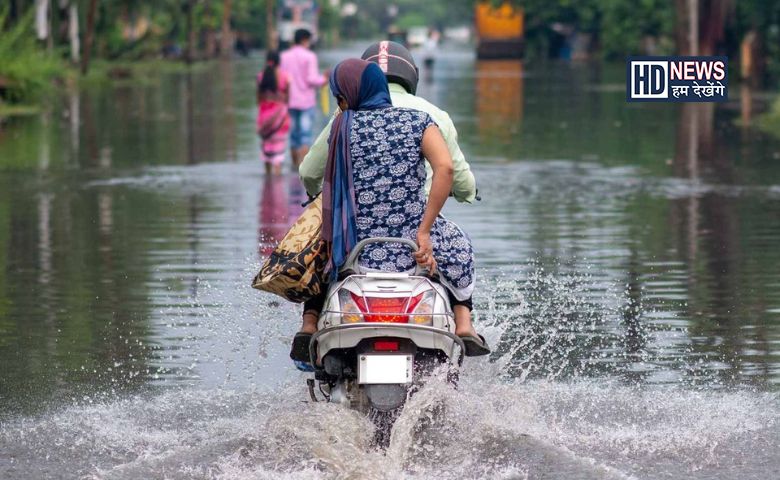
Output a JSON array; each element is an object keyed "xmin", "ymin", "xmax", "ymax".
[{"xmin": 280, "ymin": 29, "xmax": 328, "ymax": 169}]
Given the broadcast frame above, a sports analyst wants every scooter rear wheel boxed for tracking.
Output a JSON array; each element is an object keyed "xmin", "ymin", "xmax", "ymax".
[{"xmin": 368, "ymin": 407, "xmax": 401, "ymax": 448}]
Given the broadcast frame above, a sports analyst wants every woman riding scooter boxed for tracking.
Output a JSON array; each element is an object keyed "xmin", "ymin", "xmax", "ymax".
[{"xmin": 290, "ymin": 58, "xmax": 489, "ymax": 361}]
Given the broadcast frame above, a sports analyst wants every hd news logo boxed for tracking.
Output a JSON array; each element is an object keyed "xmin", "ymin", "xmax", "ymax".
[{"xmin": 627, "ymin": 56, "xmax": 728, "ymax": 102}]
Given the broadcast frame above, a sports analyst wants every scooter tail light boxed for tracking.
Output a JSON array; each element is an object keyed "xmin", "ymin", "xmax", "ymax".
[
  {"xmin": 350, "ymin": 292, "xmax": 425, "ymax": 323},
  {"xmin": 374, "ymin": 340, "xmax": 400, "ymax": 351},
  {"xmin": 410, "ymin": 290, "xmax": 435, "ymax": 325},
  {"xmin": 338, "ymin": 289, "xmax": 364, "ymax": 323}
]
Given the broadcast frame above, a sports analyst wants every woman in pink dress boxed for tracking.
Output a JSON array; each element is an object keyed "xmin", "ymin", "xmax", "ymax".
[{"xmin": 257, "ymin": 51, "xmax": 291, "ymax": 175}]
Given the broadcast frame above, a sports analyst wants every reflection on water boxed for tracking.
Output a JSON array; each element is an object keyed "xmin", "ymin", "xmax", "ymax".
[
  {"xmin": 258, "ymin": 174, "xmax": 305, "ymax": 257},
  {"xmin": 258, "ymin": 176, "xmax": 290, "ymax": 256},
  {"xmin": 666, "ymin": 102, "xmax": 778, "ymax": 383},
  {"xmin": 1, "ymin": 49, "xmax": 780, "ymax": 478},
  {"xmin": 474, "ymin": 60, "xmax": 524, "ymax": 146}
]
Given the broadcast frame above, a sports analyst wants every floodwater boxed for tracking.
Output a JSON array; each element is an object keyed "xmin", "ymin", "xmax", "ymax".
[{"xmin": 0, "ymin": 46, "xmax": 779, "ymax": 479}]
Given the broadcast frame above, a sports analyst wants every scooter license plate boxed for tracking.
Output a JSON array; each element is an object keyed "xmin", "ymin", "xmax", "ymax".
[{"xmin": 358, "ymin": 355, "xmax": 413, "ymax": 384}]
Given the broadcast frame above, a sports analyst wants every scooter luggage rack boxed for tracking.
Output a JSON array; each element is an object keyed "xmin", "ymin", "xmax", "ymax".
[
  {"xmin": 320, "ymin": 274, "xmax": 455, "ymax": 322},
  {"xmin": 322, "ymin": 236, "xmax": 454, "ymax": 321},
  {"xmin": 310, "ymin": 236, "xmax": 464, "ymax": 365}
]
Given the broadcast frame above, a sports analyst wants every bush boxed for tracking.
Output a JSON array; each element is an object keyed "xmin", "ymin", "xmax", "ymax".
[
  {"xmin": 0, "ymin": 8, "xmax": 65, "ymax": 104},
  {"xmin": 756, "ymin": 96, "xmax": 780, "ymax": 137}
]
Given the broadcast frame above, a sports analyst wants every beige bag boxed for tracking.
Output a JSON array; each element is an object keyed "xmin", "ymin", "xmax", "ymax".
[{"xmin": 251, "ymin": 196, "xmax": 328, "ymax": 303}]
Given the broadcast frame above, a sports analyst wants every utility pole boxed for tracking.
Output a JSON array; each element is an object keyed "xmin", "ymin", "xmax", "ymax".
[
  {"xmin": 220, "ymin": 0, "xmax": 233, "ymax": 58},
  {"xmin": 688, "ymin": 0, "xmax": 699, "ymax": 56}
]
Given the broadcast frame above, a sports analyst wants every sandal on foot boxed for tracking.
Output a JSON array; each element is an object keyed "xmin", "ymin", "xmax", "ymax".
[
  {"xmin": 290, "ymin": 332, "xmax": 313, "ymax": 362},
  {"xmin": 459, "ymin": 334, "xmax": 491, "ymax": 357}
]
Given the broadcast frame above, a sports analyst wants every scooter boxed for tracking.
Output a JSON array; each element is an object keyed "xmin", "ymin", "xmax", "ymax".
[{"xmin": 303, "ymin": 237, "xmax": 465, "ymax": 445}]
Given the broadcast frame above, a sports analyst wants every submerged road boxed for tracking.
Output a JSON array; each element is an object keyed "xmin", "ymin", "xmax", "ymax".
[{"xmin": 0, "ymin": 47, "xmax": 779, "ymax": 478}]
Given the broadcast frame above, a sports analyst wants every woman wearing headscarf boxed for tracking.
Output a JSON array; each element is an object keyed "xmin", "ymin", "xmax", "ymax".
[{"xmin": 290, "ymin": 58, "xmax": 489, "ymax": 359}]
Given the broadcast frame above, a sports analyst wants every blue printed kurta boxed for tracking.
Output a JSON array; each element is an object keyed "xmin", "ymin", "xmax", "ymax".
[{"xmin": 350, "ymin": 107, "xmax": 475, "ymax": 300}]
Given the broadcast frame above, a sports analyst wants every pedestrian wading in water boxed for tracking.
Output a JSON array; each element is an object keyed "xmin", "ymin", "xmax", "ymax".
[
  {"xmin": 256, "ymin": 50, "xmax": 290, "ymax": 175},
  {"xmin": 280, "ymin": 28, "xmax": 329, "ymax": 170}
]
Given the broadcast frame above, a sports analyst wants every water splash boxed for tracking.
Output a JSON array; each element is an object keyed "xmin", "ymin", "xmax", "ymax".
[
  {"xmin": 2, "ymin": 264, "xmax": 759, "ymax": 479},
  {"xmin": 474, "ymin": 265, "xmax": 739, "ymax": 387},
  {"xmin": 3, "ymin": 373, "xmax": 775, "ymax": 479}
]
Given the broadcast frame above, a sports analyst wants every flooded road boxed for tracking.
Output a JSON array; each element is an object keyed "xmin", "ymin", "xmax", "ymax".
[{"xmin": 1, "ymin": 47, "xmax": 779, "ymax": 478}]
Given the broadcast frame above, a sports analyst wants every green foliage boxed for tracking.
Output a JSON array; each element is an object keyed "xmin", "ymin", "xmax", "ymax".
[
  {"xmin": 343, "ymin": 0, "xmax": 473, "ymax": 35},
  {"xmin": 233, "ymin": 0, "xmax": 270, "ymax": 46},
  {"xmin": 597, "ymin": 0, "xmax": 674, "ymax": 58},
  {"xmin": 396, "ymin": 13, "xmax": 428, "ymax": 30},
  {"xmin": 86, "ymin": 0, "xmax": 270, "ymax": 60},
  {"xmin": 1, "ymin": 0, "xmax": 778, "ymax": 86},
  {"xmin": 93, "ymin": 1, "xmax": 182, "ymax": 60},
  {"xmin": 346, "ymin": 0, "xmax": 674, "ymax": 58},
  {"xmin": 756, "ymin": 96, "xmax": 780, "ymax": 138},
  {"xmin": 733, "ymin": 0, "xmax": 780, "ymax": 85},
  {"xmin": 0, "ymin": 8, "xmax": 65, "ymax": 103},
  {"xmin": 518, "ymin": 0, "xmax": 674, "ymax": 59},
  {"xmin": 318, "ymin": 1, "xmax": 340, "ymax": 33}
]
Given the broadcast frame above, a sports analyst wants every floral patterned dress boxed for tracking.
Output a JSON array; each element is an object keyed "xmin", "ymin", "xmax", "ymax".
[{"xmin": 350, "ymin": 107, "xmax": 475, "ymax": 301}]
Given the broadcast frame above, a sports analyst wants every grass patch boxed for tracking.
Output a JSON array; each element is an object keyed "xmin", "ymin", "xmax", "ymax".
[
  {"xmin": 1, "ymin": 5, "xmax": 215, "ymax": 109},
  {"xmin": 79, "ymin": 58, "xmax": 215, "ymax": 88},
  {"xmin": 755, "ymin": 95, "xmax": 780, "ymax": 137},
  {"xmin": 0, "ymin": 102, "xmax": 39, "ymax": 117},
  {"xmin": 0, "ymin": 9, "xmax": 66, "ymax": 104}
]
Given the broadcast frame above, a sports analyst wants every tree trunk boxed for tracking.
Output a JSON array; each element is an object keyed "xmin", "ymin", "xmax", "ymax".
[
  {"xmin": 688, "ymin": 0, "xmax": 699, "ymax": 55},
  {"xmin": 47, "ymin": 0, "xmax": 54, "ymax": 51},
  {"xmin": 266, "ymin": 0, "xmax": 277, "ymax": 50},
  {"xmin": 220, "ymin": 0, "xmax": 233, "ymax": 58},
  {"xmin": 81, "ymin": 0, "xmax": 98, "ymax": 74},
  {"xmin": 185, "ymin": 0, "xmax": 197, "ymax": 63},
  {"xmin": 10, "ymin": 0, "xmax": 21, "ymax": 22},
  {"xmin": 674, "ymin": 0, "xmax": 732, "ymax": 56},
  {"xmin": 199, "ymin": 0, "xmax": 215, "ymax": 58},
  {"xmin": 699, "ymin": 0, "xmax": 731, "ymax": 56},
  {"xmin": 68, "ymin": 3, "xmax": 80, "ymax": 63},
  {"xmin": 35, "ymin": 0, "xmax": 49, "ymax": 41}
]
